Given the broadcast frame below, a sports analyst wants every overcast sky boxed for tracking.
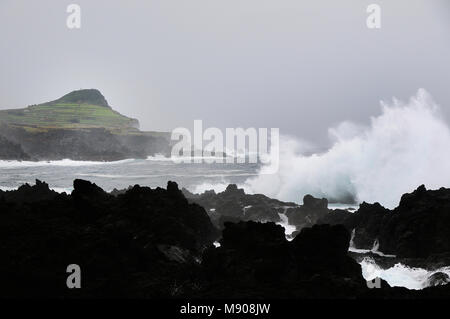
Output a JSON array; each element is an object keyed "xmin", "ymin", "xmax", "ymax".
[{"xmin": 1, "ymin": 0, "xmax": 449, "ymax": 146}]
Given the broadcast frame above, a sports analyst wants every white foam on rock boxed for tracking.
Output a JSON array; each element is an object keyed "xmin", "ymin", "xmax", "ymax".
[
  {"xmin": 276, "ymin": 210, "xmax": 297, "ymax": 240},
  {"xmin": 360, "ymin": 257, "xmax": 450, "ymax": 290}
]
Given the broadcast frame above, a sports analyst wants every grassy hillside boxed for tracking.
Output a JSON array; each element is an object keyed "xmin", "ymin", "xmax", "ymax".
[
  {"xmin": 0, "ymin": 90, "xmax": 140, "ymax": 132},
  {"xmin": 0, "ymin": 90, "xmax": 171, "ymax": 160},
  {"xmin": 0, "ymin": 103, "xmax": 138, "ymax": 131},
  {"xmin": 44, "ymin": 89, "xmax": 110, "ymax": 107}
]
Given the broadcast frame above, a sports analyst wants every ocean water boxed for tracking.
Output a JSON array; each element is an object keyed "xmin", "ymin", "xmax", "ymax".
[{"xmin": 0, "ymin": 156, "xmax": 260, "ymax": 194}]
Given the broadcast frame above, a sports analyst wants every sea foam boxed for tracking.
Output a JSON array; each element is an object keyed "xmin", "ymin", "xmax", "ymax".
[
  {"xmin": 0, "ymin": 158, "xmax": 134, "ymax": 168},
  {"xmin": 360, "ymin": 257, "xmax": 450, "ymax": 290},
  {"xmin": 244, "ymin": 89, "xmax": 450, "ymax": 208}
]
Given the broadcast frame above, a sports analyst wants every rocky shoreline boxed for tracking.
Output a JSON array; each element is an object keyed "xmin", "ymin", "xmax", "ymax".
[{"xmin": 1, "ymin": 180, "xmax": 450, "ymax": 298}]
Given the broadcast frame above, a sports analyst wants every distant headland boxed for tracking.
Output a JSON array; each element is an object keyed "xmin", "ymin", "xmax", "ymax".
[{"xmin": 0, "ymin": 89, "xmax": 170, "ymax": 161}]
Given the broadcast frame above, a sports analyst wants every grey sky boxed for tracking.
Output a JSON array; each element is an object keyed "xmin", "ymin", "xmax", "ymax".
[{"xmin": 1, "ymin": 0, "xmax": 449, "ymax": 147}]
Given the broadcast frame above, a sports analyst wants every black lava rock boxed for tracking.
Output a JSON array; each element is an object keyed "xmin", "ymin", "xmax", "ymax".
[{"xmin": 0, "ymin": 180, "xmax": 218, "ymax": 298}]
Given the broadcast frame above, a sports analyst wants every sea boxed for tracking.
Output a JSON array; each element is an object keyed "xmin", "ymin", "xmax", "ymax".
[
  {"xmin": 1, "ymin": 156, "xmax": 449, "ymax": 290},
  {"xmin": 0, "ymin": 156, "xmax": 260, "ymax": 194}
]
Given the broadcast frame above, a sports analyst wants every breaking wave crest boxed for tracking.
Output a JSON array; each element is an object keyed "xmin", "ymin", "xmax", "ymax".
[{"xmin": 245, "ymin": 89, "xmax": 450, "ymax": 208}]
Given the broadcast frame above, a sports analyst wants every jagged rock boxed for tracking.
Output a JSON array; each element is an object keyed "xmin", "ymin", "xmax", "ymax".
[
  {"xmin": 317, "ymin": 185, "xmax": 450, "ymax": 258},
  {"xmin": 317, "ymin": 202, "xmax": 390, "ymax": 251},
  {"xmin": 2, "ymin": 180, "xmax": 450, "ymax": 298},
  {"xmin": 346, "ymin": 202, "xmax": 389, "ymax": 249},
  {"xmin": 201, "ymin": 221, "xmax": 366, "ymax": 298},
  {"xmin": 244, "ymin": 205, "xmax": 280, "ymax": 223},
  {"xmin": 292, "ymin": 224, "xmax": 363, "ymax": 281},
  {"xmin": 317, "ymin": 208, "xmax": 352, "ymax": 226},
  {"xmin": 216, "ymin": 200, "xmax": 244, "ymax": 218},
  {"xmin": 286, "ymin": 195, "xmax": 329, "ymax": 230},
  {"xmin": 426, "ymin": 272, "xmax": 450, "ymax": 287},
  {"xmin": 183, "ymin": 184, "xmax": 296, "ymax": 229},
  {"xmin": 73, "ymin": 179, "xmax": 108, "ymax": 199},
  {"xmin": 110, "ymin": 185, "xmax": 133, "ymax": 196},
  {"xmin": 223, "ymin": 184, "xmax": 245, "ymax": 197},
  {"xmin": 0, "ymin": 179, "xmax": 60, "ymax": 203},
  {"xmin": 0, "ymin": 180, "xmax": 218, "ymax": 298},
  {"xmin": 202, "ymin": 221, "xmax": 297, "ymax": 296},
  {"xmin": 378, "ymin": 185, "xmax": 450, "ymax": 258},
  {"xmin": 221, "ymin": 221, "xmax": 287, "ymax": 251},
  {"xmin": 215, "ymin": 215, "xmax": 243, "ymax": 229}
]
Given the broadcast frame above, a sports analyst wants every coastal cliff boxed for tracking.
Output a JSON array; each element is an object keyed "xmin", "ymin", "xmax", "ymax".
[{"xmin": 0, "ymin": 89, "xmax": 171, "ymax": 161}]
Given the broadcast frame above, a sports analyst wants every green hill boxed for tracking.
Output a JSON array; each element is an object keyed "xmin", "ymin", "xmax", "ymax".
[
  {"xmin": 0, "ymin": 89, "xmax": 139, "ymax": 132},
  {"xmin": 44, "ymin": 89, "xmax": 110, "ymax": 107}
]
